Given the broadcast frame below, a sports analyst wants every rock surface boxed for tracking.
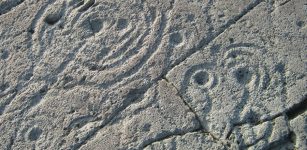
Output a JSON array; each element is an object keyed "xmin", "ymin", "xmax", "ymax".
[{"xmin": 0, "ymin": 0, "xmax": 306, "ymax": 149}]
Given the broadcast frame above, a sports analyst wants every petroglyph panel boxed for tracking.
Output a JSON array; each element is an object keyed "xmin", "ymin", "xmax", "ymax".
[{"xmin": 0, "ymin": 0, "xmax": 306, "ymax": 149}]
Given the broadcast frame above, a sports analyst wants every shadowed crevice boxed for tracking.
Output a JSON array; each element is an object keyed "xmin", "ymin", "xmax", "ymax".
[{"xmin": 286, "ymin": 95, "xmax": 307, "ymax": 120}]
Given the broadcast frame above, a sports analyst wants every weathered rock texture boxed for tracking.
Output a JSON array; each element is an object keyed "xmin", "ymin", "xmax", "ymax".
[{"xmin": 0, "ymin": 0, "xmax": 306, "ymax": 149}]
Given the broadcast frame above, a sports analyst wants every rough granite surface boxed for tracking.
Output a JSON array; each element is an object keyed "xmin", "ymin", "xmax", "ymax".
[{"xmin": 0, "ymin": 0, "xmax": 306, "ymax": 150}]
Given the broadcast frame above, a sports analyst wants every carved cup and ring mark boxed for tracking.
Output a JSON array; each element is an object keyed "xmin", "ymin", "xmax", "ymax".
[{"xmin": 183, "ymin": 44, "xmax": 285, "ymax": 138}]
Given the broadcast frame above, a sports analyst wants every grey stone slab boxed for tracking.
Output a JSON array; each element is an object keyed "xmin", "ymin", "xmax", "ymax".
[
  {"xmin": 0, "ymin": 0, "xmax": 306, "ymax": 149},
  {"xmin": 166, "ymin": 0, "xmax": 306, "ymax": 148}
]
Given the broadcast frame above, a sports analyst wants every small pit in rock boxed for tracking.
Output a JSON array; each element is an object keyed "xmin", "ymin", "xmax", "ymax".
[
  {"xmin": 90, "ymin": 18, "xmax": 103, "ymax": 33},
  {"xmin": 28, "ymin": 127, "xmax": 43, "ymax": 141},
  {"xmin": 296, "ymin": 20, "xmax": 304, "ymax": 28},
  {"xmin": 44, "ymin": 13, "xmax": 62, "ymax": 25},
  {"xmin": 0, "ymin": 49, "xmax": 9, "ymax": 60},
  {"xmin": 229, "ymin": 38, "xmax": 234, "ymax": 43},
  {"xmin": 169, "ymin": 32, "xmax": 183, "ymax": 45},
  {"xmin": 116, "ymin": 18, "xmax": 128, "ymax": 30},
  {"xmin": 193, "ymin": 71, "xmax": 209, "ymax": 85},
  {"xmin": 142, "ymin": 123, "xmax": 151, "ymax": 132},
  {"xmin": 234, "ymin": 67, "xmax": 252, "ymax": 84}
]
